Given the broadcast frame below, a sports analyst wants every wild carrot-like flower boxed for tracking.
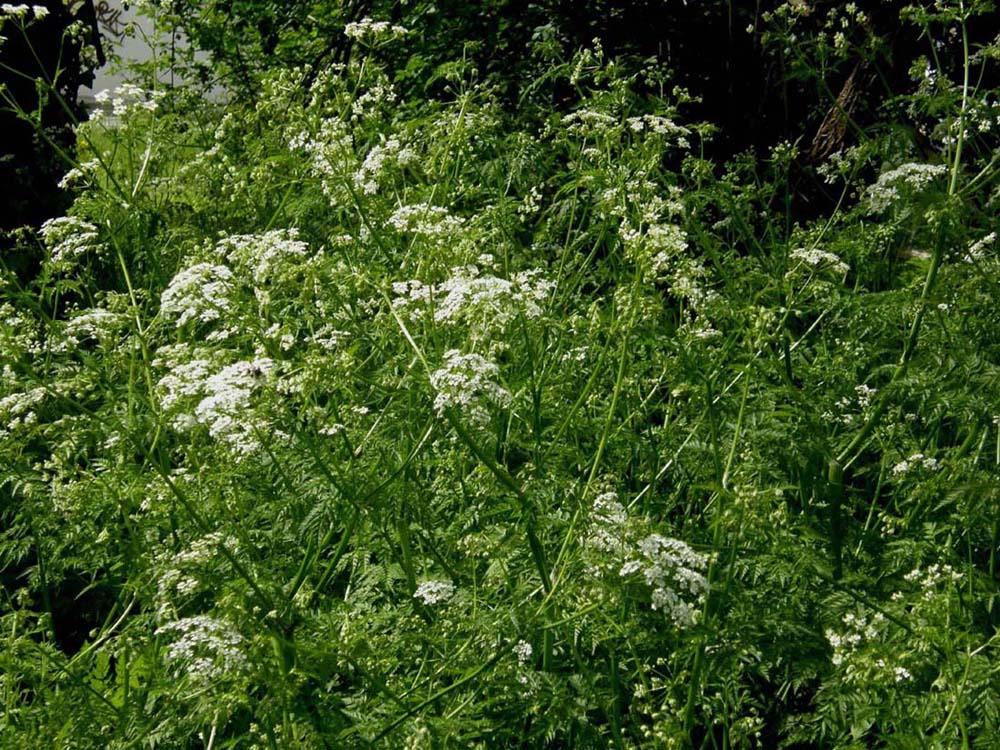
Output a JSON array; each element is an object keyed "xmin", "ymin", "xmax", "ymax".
[
  {"xmin": 865, "ymin": 162, "xmax": 947, "ymax": 212},
  {"xmin": 160, "ymin": 263, "xmax": 235, "ymax": 327},
  {"xmin": 38, "ymin": 216, "xmax": 101, "ymax": 267},
  {"xmin": 388, "ymin": 203, "xmax": 466, "ymax": 238},
  {"xmin": 343, "ymin": 17, "xmax": 408, "ymax": 40},
  {"xmin": 393, "ymin": 263, "xmax": 553, "ymax": 335},
  {"xmin": 788, "ymin": 246, "xmax": 850, "ymax": 276},
  {"xmin": 429, "ymin": 350, "xmax": 511, "ymax": 426},
  {"xmin": 156, "ymin": 615, "xmax": 248, "ymax": 686},
  {"xmin": 413, "ymin": 579, "xmax": 455, "ymax": 605}
]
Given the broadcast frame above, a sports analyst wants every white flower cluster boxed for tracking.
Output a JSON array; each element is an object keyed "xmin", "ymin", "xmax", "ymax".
[
  {"xmin": 826, "ymin": 611, "xmax": 882, "ymax": 666},
  {"xmin": 155, "ymin": 345, "xmax": 275, "ymax": 457},
  {"xmin": 0, "ymin": 303, "xmax": 40, "ymax": 356},
  {"xmin": 193, "ymin": 359, "xmax": 275, "ymax": 455},
  {"xmin": 513, "ymin": 639, "xmax": 533, "ymax": 664},
  {"xmin": 156, "ymin": 532, "xmax": 233, "ymax": 610},
  {"xmin": 0, "ymin": 385, "xmax": 47, "ymax": 435},
  {"xmin": 865, "ymin": 162, "xmax": 948, "ymax": 213},
  {"xmin": 823, "ymin": 384, "xmax": 877, "ymax": 426},
  {"xmin": 669, "ymin": 257, "xmax": 719, "ymax": 311},
  {"xmin": 853, "ymin": 383, "xmax": 876, "ymax": 408},
  {"xmin": 217, "ymin": 229, "xmax": 309, "ymax": 289},
  {"xmin": 1, "ymin": 4, "xmax": 46, "ymax": 20},
  {"xmin": 586, "ymin": 493, "xmax": 709, "ymax": 627},
  {"xmin": 388, "ymin": 203, "xmax": 466, "ymax": 238},
  {"xmin": 429, "ymin": 350, "xmax": 511, "ymax": 426},
  {"xmin": 891, "ymin": 452, "xmax": 940, "ymax": 476},
  {"xmin": 964, "ymin": 231, "xmax": 995, "ymax": 262},
  {"xmin": 58, "ymin": 158, "xmax": 101, "ymax": 190},
  {"xmin": 826, "ymin": 610, "xmax": 911, "ymax": 683},
  {"xmin": 413, "ymin": 579, "xmax": 454, "ymax": 605},
  {"xmin": 626, "ymin": 114, "xmax": 688, "ymax": 143},
  {"xmin": 91, "ymin": 84, "xmax": 163, "ymax": 120},
  {"xmin": 621, "ymin": 222, "xmax": 689, "ymax": 280},
  {"xmin": 902, "ymin": 563, "xmax": 962, "ymax": 597},
  {"xmin": 160, "ymin": 263, "xmax": 235, "ymax": 327},
  {"xmin": 392, "ymin": 262, "xmax": 553, "ymax": 334},
  {"xmin": 38, "ymin": 216, "xmax": 101, "ymax": 266},
  {"xmin": 788, "ymin": 246, "xmax": 850, "ymax": 276},
  {"xmin": 561, "ymin": 108, "xmax": 618, "ymax": 136},
  {"xmin": 343, "ymin": 17, "xmax": 408, "ymax": 40},
  {"xmin": 289, "ymin": 119, "xmax": 355, "ymax": 200},
  {"xmin": 350, "ymin": 80, "xmax": 398, "ymax": 121},
  {"xmin": 64, "ymin": 307, "xmax": 127, "ymax": 342},
  {"xmin": 623, "ymin": 534, "xmax": 710, "ymax": 627},
  {"xmin": 586, "ymin": 492, "xmax": 629, "ymax": 554},
  {"xmin": 354, "ymin": 137, "xmax": 416, "ymax": 194},
  {"xmin": 156, "ymin": 615, "xmax": 247, "ymax": 686},
  {"xmin": 598, "ymin": 173, "xmax": 684, "ymax": 223},
  {"xmin": 155, "ymin": 346, "xmax": 218, "ymax": 415}
]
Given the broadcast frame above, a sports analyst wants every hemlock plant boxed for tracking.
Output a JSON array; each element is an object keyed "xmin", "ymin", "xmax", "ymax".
[{"xmin": 2, "ymin": 1, "xmax": 1000, "ymax": 748}]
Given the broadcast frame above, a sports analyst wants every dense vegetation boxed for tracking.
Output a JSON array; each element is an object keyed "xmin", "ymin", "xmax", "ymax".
[{"xmin": 2, "ymin": 1, "xmax": 1000, "ymax": 747}]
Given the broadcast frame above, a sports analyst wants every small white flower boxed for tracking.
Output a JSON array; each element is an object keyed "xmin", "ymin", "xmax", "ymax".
[
  {"xmin": 38, "ymin": 216, "xmax": 101, "ymax": 265},
  {"xmin": 160, "ymin": 263, "xmax": 235, "ymax": 327},
  {"xmin": 625, "ymin": 534, "xmax": 709, "ymax": 628},
  {"xmin": 788, "ymin": 246, "xmax": 850, "ymax": 275},
  {"xmin": 413, "ymin": 579, "xmax": 455, "ymax": 605},
  {"xmin": 1, "ymin": 4, "xmax": 29, "ymax": 19},
  {"xmin": 344, "ymin": 16, "xmax": 408, "ymax": 40},
  {"xmin": 892, "ymin": 453, "xmax": 939, "ymax": 476},
  {"xmin": 865, "ymin": 162, "xmax": 947, "ymax": 212},
  {"xmin": 964, "ymin": 232, "xmax": 995, "ymax": 262},
  {"xmin": 156, "ymin": 615, "xmax": 247, "ymax": 686},
  {"xmin": 430, "ymin": 350, "xmax": 511, "ymax": 426},
  {"xmin": 388, "ymin": 203, "xmax": 465, "ymax": 238},
  {"xmin": 513, "ymin": 640, "xmax": 533, "ymax": 663}
]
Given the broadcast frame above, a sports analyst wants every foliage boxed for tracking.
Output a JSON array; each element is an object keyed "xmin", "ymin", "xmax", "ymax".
[{"xmin": 2, "ymin": 1, "xmax": 1000, "ymax": 748}]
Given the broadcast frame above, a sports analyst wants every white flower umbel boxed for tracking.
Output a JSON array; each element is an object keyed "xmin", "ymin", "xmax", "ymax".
[
  {"xmin": 64, "ymin": 307, "xmax": 127, "ymax": 342},
  {"xmin": 217, "ymin": 229, "xmax": 310, "ymax": 289},
  {"xmin": 343, "ymin": 17, "xmax": 408, "ymax": 40},
  {"xmin": 155, "ymin": 345, "xmax": 219, "ymax": 417},
  {"xmin": 964, "ymin": 231, "xmax": 995, "ymax": 262},
  {"xmin": 0, "ymin": 4, "xmax": 30, "ymax": 19},
  {"xmin": 160, "ymin": 263, "xmax": 235, "ymax": 327},
  {"xmin": 90, "ymin": 83, "xmax": 163, "ymax": 121},
  {"xmin": 865, "ymin": 162, "xmax": 947, "ymax": 213},
  {"xmin": 623, "ymin": 534, "xmax": 709, "ymax": 628},
  {"xmin": 155, "ymin": 346, "xmax": 275, "ymax": 457},
  {"xmin": 392, "ymin": 264, "xmax": 553, "ymax": 336},
  {"xmin": 788, "ymin": 247, "xmax": 850, "ymax": 276},
  {"xmin": 38, "ymin": 216, "xmax": 101, "ymax": 268},
  {"xmin": 388, "ymin": 203, "xmax": 466, "ymax": 239},
  {"xmin": 353, "ymin": 136, "xmax": 416, "ymax": 195},
  {"xmin": 193, "ymin": 358, "xmax": 275, "ymax": 456},
  {"xmin": 156, "ymin": 532, "xmax": 234, "ymax": 610},
  {"xmin": 625, "ymin": 114, "xmax": 688, "ymax": 138},
  {"xmin": 891, "ymin": 452, "xmax": 940, "ymax": 477},
  {"xmin": 289, "ymin": 119, "xmax": 356, "ymax": 201},
  {"xmin": 561, "ymin": 108, "xmax": 619, "ymax": 136},
  {"xmin": 0, "ymin": 386, "xmax": 47, "ymax": 436},
  {"xmin": 621, "ymin": 222, "xmax": 688, "ymax": 280},
  {"xmin": 586, "ymin": 492, "xmax": 629, "ymax": 554},
  {"xmin": 156, "ymin": 615, "xmax": 247, "ymax": 686},
  {"xmin": 413, "ymin": 579, "xmax": 455, "ymax": 605},
  {"xmin": 513, "ymin": 639, "xmax": 533, "ymax": 663},
  {"xmin": 429, "ymin": 350, "xmax": 511, "ymax": 427}
]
